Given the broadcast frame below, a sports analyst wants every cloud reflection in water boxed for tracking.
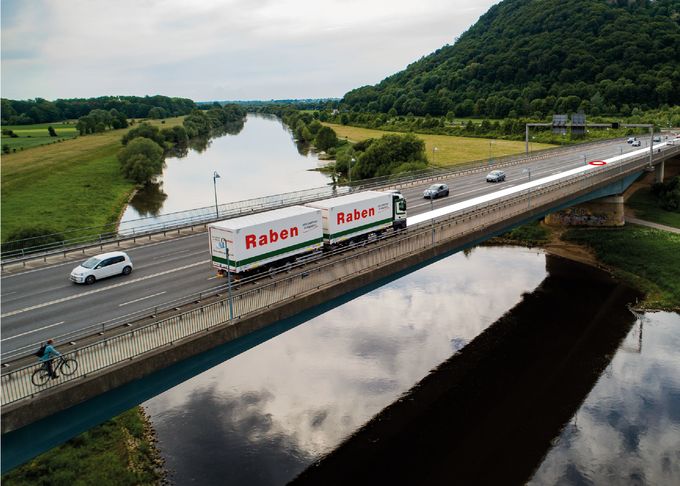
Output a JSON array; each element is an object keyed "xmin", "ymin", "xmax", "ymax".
[{"xmin": 145, "ymin": 246, "xmax": 547, "ymax": 485}]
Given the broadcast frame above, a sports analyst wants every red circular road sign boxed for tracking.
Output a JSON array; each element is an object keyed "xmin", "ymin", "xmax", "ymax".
[{"xmin": 588, "ymin": 160, "xmax": 607, "ymax": 166}]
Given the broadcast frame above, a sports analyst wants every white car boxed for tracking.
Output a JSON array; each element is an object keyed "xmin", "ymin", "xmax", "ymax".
[
  {"xmin": 632, "ymin": 140, "xmax": 641, "ymax": 147},
  {"xmin": 70, "ymin": 251, "xmax": 133, "ymax": 284}
]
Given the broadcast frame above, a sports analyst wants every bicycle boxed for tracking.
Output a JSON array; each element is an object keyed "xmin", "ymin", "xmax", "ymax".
[{"xmin": 31, "ymin": 356, "xmax": 78, "ymax": 386}]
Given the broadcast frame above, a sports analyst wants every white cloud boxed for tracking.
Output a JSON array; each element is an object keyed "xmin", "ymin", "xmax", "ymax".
[{"xmin": 1, "ymin": 0, "xmax": 499, "ymax": 100}]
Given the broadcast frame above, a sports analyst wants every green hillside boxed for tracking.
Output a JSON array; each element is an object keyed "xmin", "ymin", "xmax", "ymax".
[{"xmin": 342, "ymin": 0, "xmax": 680, "ymax": 118}]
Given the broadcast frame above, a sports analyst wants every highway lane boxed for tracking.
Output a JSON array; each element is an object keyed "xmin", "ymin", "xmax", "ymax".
[{"xmin": 0, "ymin": 138, "xmax": 661, "ymax": 356}]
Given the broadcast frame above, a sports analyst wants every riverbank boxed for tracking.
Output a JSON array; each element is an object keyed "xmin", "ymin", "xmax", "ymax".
[
  {"xmin": 1, "ymin": 407, "xmax": 164, "ymax": 485},
  {"xmin": 489, "ymin": 220, "xmax": 680, "ymax": 311}
]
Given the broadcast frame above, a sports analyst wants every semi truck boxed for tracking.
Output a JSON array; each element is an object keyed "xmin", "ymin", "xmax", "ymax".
[
  {"xmin": 208, "ymin": 190, "xmax": 407, "ymax": 274},
  {"xmin": 305, "ymin": 190, "xmax": 407, "ymax": 245},
  {"xmin": 208, "ymin": 205, "xmax": 323, "ymax": 274}
]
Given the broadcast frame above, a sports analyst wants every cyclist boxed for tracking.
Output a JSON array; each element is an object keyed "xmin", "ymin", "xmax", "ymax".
[{"xmin": 40, "ymin": 339, "xmax": 61, "ymax": 379}]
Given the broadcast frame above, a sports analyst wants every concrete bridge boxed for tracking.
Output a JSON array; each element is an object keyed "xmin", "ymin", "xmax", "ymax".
[{"xmin": 2, "ymin": 141, "xmax": 678, "ymax": 471}]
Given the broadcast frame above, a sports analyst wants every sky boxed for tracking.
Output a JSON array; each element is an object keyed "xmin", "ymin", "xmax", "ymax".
[{"xmin": 1, "ymin": 0, "xmax": 498, "ymax": 102}]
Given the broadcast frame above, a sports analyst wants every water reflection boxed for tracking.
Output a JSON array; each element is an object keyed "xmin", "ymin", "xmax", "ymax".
[
  {"xmin": 144, "ymin": 246, "xmax": 547, "ymax": 485},
  {"xmin": 529, "ymin": 311, "xmax": 680, "ymax": 485},
  {"xmin": 127, "ymin": 181, "xmax": 168, "ymax": 217},
  {"xmin": 120, "ymin": 114, "xmax": 330, "ymax": 224}
]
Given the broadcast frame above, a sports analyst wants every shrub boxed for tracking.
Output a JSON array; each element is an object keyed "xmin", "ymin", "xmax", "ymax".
[{"xmin": 2, "ymin": 227, "xmax": 65, "ymax": 253}]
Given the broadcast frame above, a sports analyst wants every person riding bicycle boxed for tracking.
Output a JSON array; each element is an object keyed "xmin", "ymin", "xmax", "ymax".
[{"xmin": 40, "ymin": 339, "xmax": 61, "ymax": 379}]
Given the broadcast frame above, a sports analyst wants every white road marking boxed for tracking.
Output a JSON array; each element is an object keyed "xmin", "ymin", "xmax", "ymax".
[
  {"xmin": 1, "ymin": 232, "xmax": 206, "ymax": 279},
  {"xmin": 1, "ymin": 260, "xmax": 209, "ymax": 318},
  {"xmin": 1, "ymin": 291, "xmax": 17, "ymax": 297},
  {"xmin": 119, "ymin": 291, "xmax": 167, "ymax": 307},
  {"xmin": 1, "ymin": 321, "xmax": 65, "ymax": 342}
]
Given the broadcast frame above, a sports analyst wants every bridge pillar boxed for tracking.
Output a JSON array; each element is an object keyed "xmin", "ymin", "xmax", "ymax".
[
  {"xmin": 545, "ymin": 195, "xmax": 624, "ymax": 227},
  {"xmin": 655, "ymin": 160, "xmax": 665, "ymax": 183}
]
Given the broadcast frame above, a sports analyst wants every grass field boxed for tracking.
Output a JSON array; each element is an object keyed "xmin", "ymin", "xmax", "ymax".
[
  {"xmin": 1, "ymin": 117, "xmax": 185, "ymax": 241},
  {"xmin": 323, "ymin": 123, "xmax": 555, "ymax": 167},
  {"xmin": 2, "ymin": 123, "xmax": 79, "ymax": 151},
  {"xmin": 562, "ymin": 226, "xmax": 680, "ymax": 310},
  {"xmin": 627, "ymin": 187, "xmax": 680, "ymax": 229},
  {"xmin": 1, "ymin": 407, "xmax": 162, "ymax": 485}
]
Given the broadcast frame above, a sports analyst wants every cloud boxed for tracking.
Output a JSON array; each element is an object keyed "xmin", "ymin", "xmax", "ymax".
[{"xmin": 1, "ymin": 0, "xmax": 499, "ymax": 100}]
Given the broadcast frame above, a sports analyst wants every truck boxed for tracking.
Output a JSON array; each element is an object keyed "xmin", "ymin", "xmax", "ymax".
[
  {"xmin": 304, "ymin": 190, "xmax": 407, "ymax": 245},
  {"xmin": 208, "ymin": 205, "xmax": 323, "ymax": 274}
]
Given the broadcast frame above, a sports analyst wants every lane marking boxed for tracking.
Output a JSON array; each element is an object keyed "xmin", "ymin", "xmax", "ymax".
[
  {"xmin": 1, "ymin": 321, "xmax": 65, "ymax": 342},
  {"xmin": 119, "ymin": 291, "xmax": 167, "ymax": 307},
  {"xmin": 1, "ymin": 291, "xmax": 17, "ymax": 297},
  {"xmin": 1, "ymin": 232, "xmax": 206, "ymax": 279},
  {"xmin": 1, "ymin": 260, "xmax": 209, "ymax": 318}
]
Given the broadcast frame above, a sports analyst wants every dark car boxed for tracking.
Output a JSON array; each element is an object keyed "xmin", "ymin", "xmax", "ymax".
[
  {"xmin": 423, "ymin": 183, "xmax": 449, "ymax": 199},
  {"xmin": 486, "ymin": 170, "xmax": 506, "ymax": 182}
]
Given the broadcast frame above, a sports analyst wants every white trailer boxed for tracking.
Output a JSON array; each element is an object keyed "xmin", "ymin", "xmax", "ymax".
[
  {"xmin": 208, "ymin": 206, "xmax": 323, "ymax": 273},
  {"xmin": 305, "ymin": 190, "xmax": 407, "ymax": 245}
]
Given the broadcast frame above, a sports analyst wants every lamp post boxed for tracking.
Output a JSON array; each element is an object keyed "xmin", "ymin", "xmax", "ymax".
[
  {"xmin": 349, "ymin": 157, "xmax": 355, "ymax": 191},
  {"xmin": 489, "ymin": 140, "xmax": 495, "ymax": 166},
  {"xmin": 430, "ymin": 197, "xmax": 434, "ymax": 245},
  {"xmin": 213, "ymin": 171, "xmax": 221, "ymax": 218},
  {"xmin": 432, "ymin": 146, "xmax": 438, "ymax": 164},
  {"xmin": 221, "ymin": 238, "xmax": 234, "ymax": 320},
  {"xmin": 523, "ymin": 167, "xmax": 532, "ymax": 209}
]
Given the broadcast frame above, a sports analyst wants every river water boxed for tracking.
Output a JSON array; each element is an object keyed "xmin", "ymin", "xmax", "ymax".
[
  {"xmin": 142, "ymin": 244, "xmax": 679, "ymax": 485},
  {"xmin": 119, "ymin": 114, "xmax": 330, "ymax": 223}
]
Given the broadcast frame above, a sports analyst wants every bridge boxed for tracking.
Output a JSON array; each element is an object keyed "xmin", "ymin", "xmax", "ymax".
[{"xmin": 1, "ymin": 136, "xmax": 678, "ymax": 470}]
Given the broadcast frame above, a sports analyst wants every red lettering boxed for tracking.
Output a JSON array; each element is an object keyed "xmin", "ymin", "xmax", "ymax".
[
  {"xmin": 336, "ymin": 207, "xmax": 377, "ymax": 225},
  {"xmin": 244, "ymin": 226, "xmax": 300, "ymax": 250}
]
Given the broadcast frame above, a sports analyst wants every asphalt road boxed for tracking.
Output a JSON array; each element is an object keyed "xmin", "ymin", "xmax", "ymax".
[{"xmin": 0, "ymin": 138, "xmax": 664, "ymax": 357}]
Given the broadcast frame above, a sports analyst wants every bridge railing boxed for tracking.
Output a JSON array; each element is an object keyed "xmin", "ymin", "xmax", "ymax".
[
  {"xmin": 3, "ymin": 145, "xmax": 672, "ymax": 406},
  {"xmin": 0, "ymin": 137, "xmax": 628, "ymax": 266}
]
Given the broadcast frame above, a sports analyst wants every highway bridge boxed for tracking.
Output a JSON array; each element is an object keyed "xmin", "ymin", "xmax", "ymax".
[{"xmin": 1, "ymin": 136, "xmax": 678, "ymax": 447}]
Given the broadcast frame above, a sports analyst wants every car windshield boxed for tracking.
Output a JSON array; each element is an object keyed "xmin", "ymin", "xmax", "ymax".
[
  {"xmin": 427, "ymin": 185, "xmax": 440, "ymax": 190},
  {"xmin": 81, "ymin": 257, "xmax": 101, "ymax": 269}
]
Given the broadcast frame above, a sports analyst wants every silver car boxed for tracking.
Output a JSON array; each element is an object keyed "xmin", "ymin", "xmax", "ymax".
[
  {"xmin": 423, "ymin": 183, "xmax": 449, "ymax": 199},
  {"xmin": 486, "ymin": 170, "xmax": 506, "ymax": 182},
  {"xmin": 70, "ymin": 251, "xmax": 133, "ymax": 284}
]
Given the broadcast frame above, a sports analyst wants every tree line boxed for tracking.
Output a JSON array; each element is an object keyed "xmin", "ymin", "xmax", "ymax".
[
  {"xmin": 1, "ymin": 95, "xmax": 196, "ymax": 125},
  {"xmin": 341, "ymin": 0, "xmax": 680, "ymax": 118}
]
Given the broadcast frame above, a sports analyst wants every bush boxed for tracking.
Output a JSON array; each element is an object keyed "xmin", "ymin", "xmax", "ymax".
[{"xmin": 651, "ymin": 177, "xmax": 680, "ymax": 212}]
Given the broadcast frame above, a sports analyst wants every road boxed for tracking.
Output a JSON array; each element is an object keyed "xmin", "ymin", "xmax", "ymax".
[{"xmin": 0, "ymin": 138, "xmax": 664, "ymax": 357}]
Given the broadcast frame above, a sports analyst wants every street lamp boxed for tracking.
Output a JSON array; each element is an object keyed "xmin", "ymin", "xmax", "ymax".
[
  {"xmin": 489, "ymin": 140, "xmax": 495, "ymax": 166},
  {"xmin": 213, "ymin": 171, "xmax": 221, "ymax": 218},
  {"xmin": 221, "ymin": 238, "xmax": 234, "ymax": 320},
  {"xmin": 432, "ymin": 146, "xmax": 438, "ymax": 164},
  {"xmin": 523, "ymin": 167, "xmax": 532, "ymax": 208},
  {"xmin": 430, "ymin": 196, "xmax": 435, "ymax": 244}
]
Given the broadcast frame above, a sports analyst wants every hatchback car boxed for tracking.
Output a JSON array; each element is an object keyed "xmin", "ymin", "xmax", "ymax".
[
  {"xmin": 70, "ymin": 251, "xmax": 133, "ymax": 284},
  {"xmin": 626, "ymin": 137, "xmax": 636, "ymax": 144},
  {"xmin": 632, "ymin": 140, "xmax": 641, "ymax": 147},
  {"xmin": 423, "ymin": 183, "xmax": 449, "ymax": 199},
  {"xmin": 486, "ymin": 170, "xmax": 506, "ymax": 182}
]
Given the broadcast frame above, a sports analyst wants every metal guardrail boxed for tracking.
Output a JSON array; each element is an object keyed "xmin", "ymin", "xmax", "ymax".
[
  {"xmin": 0, "ymin": 137, "xmax": 628, "ymax": 265},
  {"xmin": 3, "ymin": 144, "xmax": 675, "ymax": 406}
]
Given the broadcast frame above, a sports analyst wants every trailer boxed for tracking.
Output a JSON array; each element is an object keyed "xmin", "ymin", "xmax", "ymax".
[
  {"xmin": 305, "ymin": 190, "xmax": 407, "ymax": 245},
  {"xmin": 208, "ymin": 205, "xmax": 323, "ymax": 274}
]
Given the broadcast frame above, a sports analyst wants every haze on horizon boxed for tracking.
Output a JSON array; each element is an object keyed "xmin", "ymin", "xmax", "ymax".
[{"xmin": 1, "ymin": 0, "xmax": 498, "ymax": 102}]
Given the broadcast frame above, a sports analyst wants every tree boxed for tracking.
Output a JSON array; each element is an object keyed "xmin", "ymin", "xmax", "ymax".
[
  {"xmin": 121, "ymin": 122, "xmax": 165, "ymax": 147},
  {"xmin": 118, "ymin": 137, "xmax": 164, "ymax": 184},
  {"xmin": 47, "ymin": 126, "xmax": 58, "ymax": 137},
  {"xmin": 314, "ymin": 126, "xmax": 338, "ymax": 151}
]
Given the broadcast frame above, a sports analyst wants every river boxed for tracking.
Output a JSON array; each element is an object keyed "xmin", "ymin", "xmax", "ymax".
[{"xmin": 142, "ymin": 244, "xmax": 679, "ymax": 485}]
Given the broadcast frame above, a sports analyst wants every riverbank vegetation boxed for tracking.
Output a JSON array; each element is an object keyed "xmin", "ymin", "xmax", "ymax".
[
  {"xmin": 561, "ymin": 226, "xmax": 680, "ymax": 310},
  {"xmin": 1, "ymin": 407, "xmax": 163, "ymax": 486}
]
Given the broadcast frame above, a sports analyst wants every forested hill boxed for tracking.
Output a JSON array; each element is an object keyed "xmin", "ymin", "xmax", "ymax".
[{"xmin": 342, "ymin": 0, "xmax": 680, "ymax": 118}]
